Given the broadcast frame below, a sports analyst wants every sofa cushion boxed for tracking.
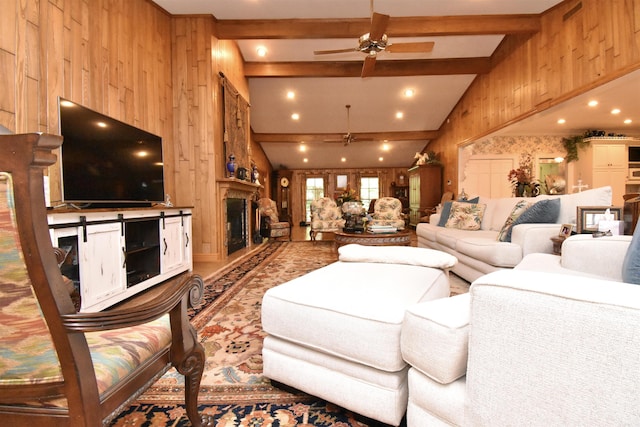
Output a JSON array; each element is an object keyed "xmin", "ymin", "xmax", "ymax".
[
  {"xmin": 437, "ymin": 197, "xmax": 480, "ymax": 227},
  {"xmin": 445, "ymin": 202, "xmax": 486, "ymax": 230},
  {"xmin": 503, "ymin": 198, "xmax": 561, "ymax": 242},
  {"xmin": 497, "ymin": 200, "xmax": 532, "ymax": 241},
  {"xmin": 456, "ymin": 237, "xmax": 523, "ymax": 268},
  {"xmin": 622, "ymin": 221, "xmax": 640, "ymax": 284}
]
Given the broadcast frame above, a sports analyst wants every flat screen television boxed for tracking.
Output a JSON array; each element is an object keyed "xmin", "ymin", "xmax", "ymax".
[{"xmin": 57, "ymin": 97, "xmax": 165, "ymax": 207}]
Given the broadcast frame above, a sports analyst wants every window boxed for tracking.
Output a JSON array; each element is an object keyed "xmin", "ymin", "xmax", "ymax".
[
  {"xmin": 360, "ymin": 177, "xmax": 379, "ymax": 212},
  {"xmin": 305, "ymin": 177, "xmax": 324, "ymax": 222}
]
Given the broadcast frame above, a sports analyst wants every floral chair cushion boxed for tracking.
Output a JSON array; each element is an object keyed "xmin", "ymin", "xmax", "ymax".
[
  {"xmin": 310, "ymin": 197, "xmax": 346, "ymax": 235},
  {"xmin": 369, "ymin": 197, "xmax": 405, "ymax": 230}
]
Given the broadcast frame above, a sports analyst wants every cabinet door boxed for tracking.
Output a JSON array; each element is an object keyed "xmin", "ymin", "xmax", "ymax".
[
  {"xmin": 160, "ymin": 216, "xmax": 186, "ymax": 274},
  {"xmin": 78, "ymin": 222, "xmax": 126, "ymax": 310},
  {"xmin": 594, "ymin": 168, "xmax": 627, "ymax": 205},
  {"xmin": 594, "ymin": 144, "xmax": 626, "ymax": 168}
]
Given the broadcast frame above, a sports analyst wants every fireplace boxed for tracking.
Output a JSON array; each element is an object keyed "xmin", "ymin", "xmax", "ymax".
[
  {"xmin": 217, "ymin": 178, "xmax": 262, "ymax": 257},
  {"xmin": 227, "ymin": 198, "xmax": 247, "ymax": 254}
]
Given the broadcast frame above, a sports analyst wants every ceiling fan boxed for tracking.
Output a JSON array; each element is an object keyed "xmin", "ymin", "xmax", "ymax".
[
  {"xmin": 313, "ymin": 0, "xmax": 435, "ymax": 77},
  {"xmin": 325, "ymin": 104, "xmax": 373, "ymax": 146}
]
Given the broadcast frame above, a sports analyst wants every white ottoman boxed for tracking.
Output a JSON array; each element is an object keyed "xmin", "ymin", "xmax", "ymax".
[{"xmin": 262, "ymin": 245, "xmax": 457, "ymax": 426}]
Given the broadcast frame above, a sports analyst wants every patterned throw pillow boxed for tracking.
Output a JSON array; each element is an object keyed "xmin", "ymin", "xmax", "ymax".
[
  {"xmin": 437, "ymin": 197, "xmax": 480, "ymax": 227},
  {"xmin": 444, "ymin": 202, "xmax": 486, "ymax": 230},
  {"xmin": 497, "ymin": 200, "xmax": 532, "ymax": 242},
  {"xmin": 504, "ymin": 198, "xmax": 561, "ymax": 242}
]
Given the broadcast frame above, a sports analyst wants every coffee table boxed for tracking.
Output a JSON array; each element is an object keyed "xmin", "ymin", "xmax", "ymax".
[{"xmin": 334, "ymin": 229, "xmax": 411, "ymax": 248}]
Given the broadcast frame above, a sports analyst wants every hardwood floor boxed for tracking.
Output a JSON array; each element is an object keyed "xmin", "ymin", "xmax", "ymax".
[{"xmin": 192, "ymin": 225, "xmax": 417, "ymax": 278}]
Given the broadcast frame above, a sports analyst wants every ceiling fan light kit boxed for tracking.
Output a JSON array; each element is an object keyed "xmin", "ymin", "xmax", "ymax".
[{"xmin": 313, "ymin": 4, "xmax": 434, "ymax": 78}]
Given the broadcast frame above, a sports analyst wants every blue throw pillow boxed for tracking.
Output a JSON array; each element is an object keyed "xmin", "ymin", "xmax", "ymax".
[
  {"xmin": 504, "ymin": 198, "xmax": 560, "ymax": 242},
  {"xmin": 437, "ymin": 201, "xmax": 454, "ymax": 227},
  {"xmin": 437, "ymin": 197, "xmax": 480, "ymax": 227},
  {"xmin": 622, "ymin": 220, "xmax": 640, "ymax": 285}
]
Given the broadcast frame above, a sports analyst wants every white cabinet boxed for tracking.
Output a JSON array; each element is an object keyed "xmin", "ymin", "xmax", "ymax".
[
  {"xmin": 78, "ymin": 222, "xmax": 126, "ymax": 309},
  {"xmin": 48, "ymin": 208, "xmax": 192, "ymax": 312},
  {"xmin": 161, "ymin": 213, "xmax": 192, "ymax": 275},
  {"xmin": 573, "ymin": 139, "xmax": 628, "ymax": 206}
]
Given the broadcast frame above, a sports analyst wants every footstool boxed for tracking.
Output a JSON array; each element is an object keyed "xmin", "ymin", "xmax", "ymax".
[{"xmin": 261, "ymin": 244, "xmax": 457, "ymax": 426}]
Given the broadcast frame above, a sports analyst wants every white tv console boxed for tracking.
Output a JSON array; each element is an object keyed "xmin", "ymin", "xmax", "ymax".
[{"xmin": 47, "ymin": 207, "xmax": 192, "ymax": 312}]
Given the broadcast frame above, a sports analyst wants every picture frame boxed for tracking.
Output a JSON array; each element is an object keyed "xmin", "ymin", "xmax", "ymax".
[
  {"xmin": 576, "ymin": 206, "xmax": 623, "ymax": 234},
  {"xmin": 559, "ymin": 223, "xmax": 573, "ymax": 238}
]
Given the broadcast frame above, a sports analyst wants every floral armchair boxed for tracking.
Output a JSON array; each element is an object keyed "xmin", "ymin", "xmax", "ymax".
[
  {"xmin": 369, "ymin": 197, "xmax": 406, "ymax": 230},
  {"xmin": 0, "ymin": 133, "xmax": 208, "ymax": 426},
  {"xmin": 257, "ymin": 198, "xmax": 291, "ymax": 240},
  {"xmin": 310, "ymin": 197, "xmax": 346, "ymax": 241}
]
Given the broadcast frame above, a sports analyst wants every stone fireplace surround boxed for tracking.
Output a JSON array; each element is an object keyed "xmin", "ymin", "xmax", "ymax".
[{"xmin": 217, "ymin": 178, "xmax": 262, "ymax": 255}]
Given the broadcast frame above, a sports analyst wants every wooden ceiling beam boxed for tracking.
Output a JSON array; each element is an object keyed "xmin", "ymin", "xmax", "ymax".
[
  {"xmin": 244, "ymin": 58, "xmax": 491, "ymax": 77},
  {"xmin": 253, "ymin": 131, "xmax": 439, "ymax": 143},
  {"xmin": 215, "ymin": 14, "xmax": 541, "ymax": 39}
]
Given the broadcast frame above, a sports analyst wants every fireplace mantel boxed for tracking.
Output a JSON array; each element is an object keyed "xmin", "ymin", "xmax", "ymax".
[{"xmin": 216, "ymin": 178, "xmax": 262, "ymax": 198}]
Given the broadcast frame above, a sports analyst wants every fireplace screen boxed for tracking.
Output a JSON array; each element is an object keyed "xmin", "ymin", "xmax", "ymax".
[{"xmin": 227, "ymin": 198, "xmax": 247, "ymax": 254}]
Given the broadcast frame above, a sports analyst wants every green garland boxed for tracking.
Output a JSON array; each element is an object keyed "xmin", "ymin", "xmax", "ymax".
[{"xmin": 562, "ymin": 135, "xmax": 589, "ymax": 163}]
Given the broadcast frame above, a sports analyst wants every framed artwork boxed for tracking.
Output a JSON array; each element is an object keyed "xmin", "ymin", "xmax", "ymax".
[
  {"xmin": 336, "ymin": 174, "xmax": 348, "ymax": 190},
  {"xmin": 576, "ymin": 206, "xmax": 623, "ymax": 234},
  {"xmin": 559, "ymin": 223, "xmax": 573, "ymax": 237}
]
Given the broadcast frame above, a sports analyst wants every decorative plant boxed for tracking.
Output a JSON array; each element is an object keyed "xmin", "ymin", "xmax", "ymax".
[
  {"xmin": 562, "ymin": 134, "xmax": 589, "ymax": 163},
  {"xmin": 336, "ymin": 186, "xmax": 360, "ymax": 206}
]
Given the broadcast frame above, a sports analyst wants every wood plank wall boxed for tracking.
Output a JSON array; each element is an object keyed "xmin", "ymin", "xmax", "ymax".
[
  {"xmin": 429, "ymin": 0, "xmax": 640, "ymax": 196},
  {"xmin": 1, "ymin": 0, "xmax": 261, "ymax": 262}
]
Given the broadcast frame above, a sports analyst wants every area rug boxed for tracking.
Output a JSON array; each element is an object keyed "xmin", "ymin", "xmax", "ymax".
[{"xmin": 110, "ymin": 240, "xmax": 470, "ymax": 426}]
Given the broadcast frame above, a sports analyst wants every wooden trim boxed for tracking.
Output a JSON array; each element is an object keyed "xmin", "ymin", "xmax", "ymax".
[{"xmin": 215, "ymin": 14, "xmax": 541, "ymax": 39}]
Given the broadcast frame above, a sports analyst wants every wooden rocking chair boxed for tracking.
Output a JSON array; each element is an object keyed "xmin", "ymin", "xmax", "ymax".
[{"xmin": 0, "ymin": 133, "xmax": 208, "ymax": 426}]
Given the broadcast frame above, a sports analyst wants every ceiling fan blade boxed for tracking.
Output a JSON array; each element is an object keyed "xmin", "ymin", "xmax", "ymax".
[
  {"xmin": 386, "ymin": 41, "xmax": 435, "ymax": 53},
  {"xmin": 361, "ymin": 54, "xmax": 377, "ymax": 77},
  {"xmin": 369, "ymin": 12, "xmax": 389, "ymax": 41},
  {"xmin": 314, "ymin": 47, "xmax": 358, "ymax": 55}
]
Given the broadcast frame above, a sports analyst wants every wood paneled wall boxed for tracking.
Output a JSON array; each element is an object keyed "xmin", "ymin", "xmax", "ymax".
[
  {"xmin": 1, "ymin": 0, "xmax": 175, "ymax": 202},
  {"xmin": 1, "ymin": 1, "xmax": 257, "ymax": 262},
  {"xmin": 429, "ymin": 0, "xmax": 640, "ymax": 195}
]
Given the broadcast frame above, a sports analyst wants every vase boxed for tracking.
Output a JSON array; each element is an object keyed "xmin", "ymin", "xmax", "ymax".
[
  {"xmin": 226, "ymin": 154, "xmax": 236, "ymax": 178},
  {"xmin": 516, "ymin": 182, "xmax": 526, "ymax": 197}
]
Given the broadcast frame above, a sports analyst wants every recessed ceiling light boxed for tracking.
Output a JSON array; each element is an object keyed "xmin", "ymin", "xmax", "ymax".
[
  {"xmin": 291, "ymin": 113, "xmax": 300, "ymax": 120},
  {"xmin": 588, "ymin": 100, "xmax": 598, "ymax": 107},
  {"xmin": 286, "ymin": 91, "xmax": 295, "ymax": 99},
  {"xmin": 624, "ymin": 119, "xmax": 633, "ymax": 124},
  {"xmin": 395, "ymin": 112, "xmax": 404, "ymax": 119},
  {"xmin": 378, "ymin": 157, "xmax": 384, "ymax": 162},
  {"xmin": 611, "ymin": 108, "xmax": 621, "ymax": 115},
  {"xmin": 382, "ymin": 143, "xmax": 390, "ymax": 151},
  {"xmin": 341, "ymin": 157, "xmax": 347, "ymax": 162},
  {"xmin": 299, "ymin": 145, "xmax": 306, "ymax": 152},
  {"xmin": 404, "ymin": 89, "xmax": 415, "ymax": 98},
  {"xmin": 557, "ymin": 118, "xmax": 566, "ymax": 124},
  {"xmin": 303, "ymin": 158, "xmax": 308, "ymax": 163},
  {"xmin": 256, "ymin": 46, "xmax": 267, "ymax": 57}
]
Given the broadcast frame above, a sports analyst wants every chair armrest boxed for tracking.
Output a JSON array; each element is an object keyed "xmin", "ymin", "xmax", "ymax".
[
  {"xmin": 401, "ymin": 293, "xmax": 470, "ymax": 385},
  {"xmin": 510, "ymin": 223, "xmax": 559, "ymax": 255},
  {"xmin": 560, "ymin": 234, "xmax": 631, "ymax": 281},
  {"xmin": 61, "ymin": 272, "xmax": 203, "ymax": 332},
  {"xmin": 467, "ymin": 270, "xmax": 640, "ymax": 425}
]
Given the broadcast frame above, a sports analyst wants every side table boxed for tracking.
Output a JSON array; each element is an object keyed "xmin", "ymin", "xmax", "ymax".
[{"xmin": 550, "ymin": 235, "xmax": 567, "ymax": 255}]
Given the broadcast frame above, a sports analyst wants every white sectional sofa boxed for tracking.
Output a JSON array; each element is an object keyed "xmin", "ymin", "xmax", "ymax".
[
  {"xmin": 415, "ymin": 186, "xmax": 613, "ymax": 282},
  {"xmin": 401, "ymin": 233, "xmax": 640, "ymax": 426}
]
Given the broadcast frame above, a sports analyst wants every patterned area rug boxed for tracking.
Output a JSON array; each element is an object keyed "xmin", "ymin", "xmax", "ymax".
[{"xmin": 110, "ymin": 241, "xmax": 470, "ymax": 426}]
